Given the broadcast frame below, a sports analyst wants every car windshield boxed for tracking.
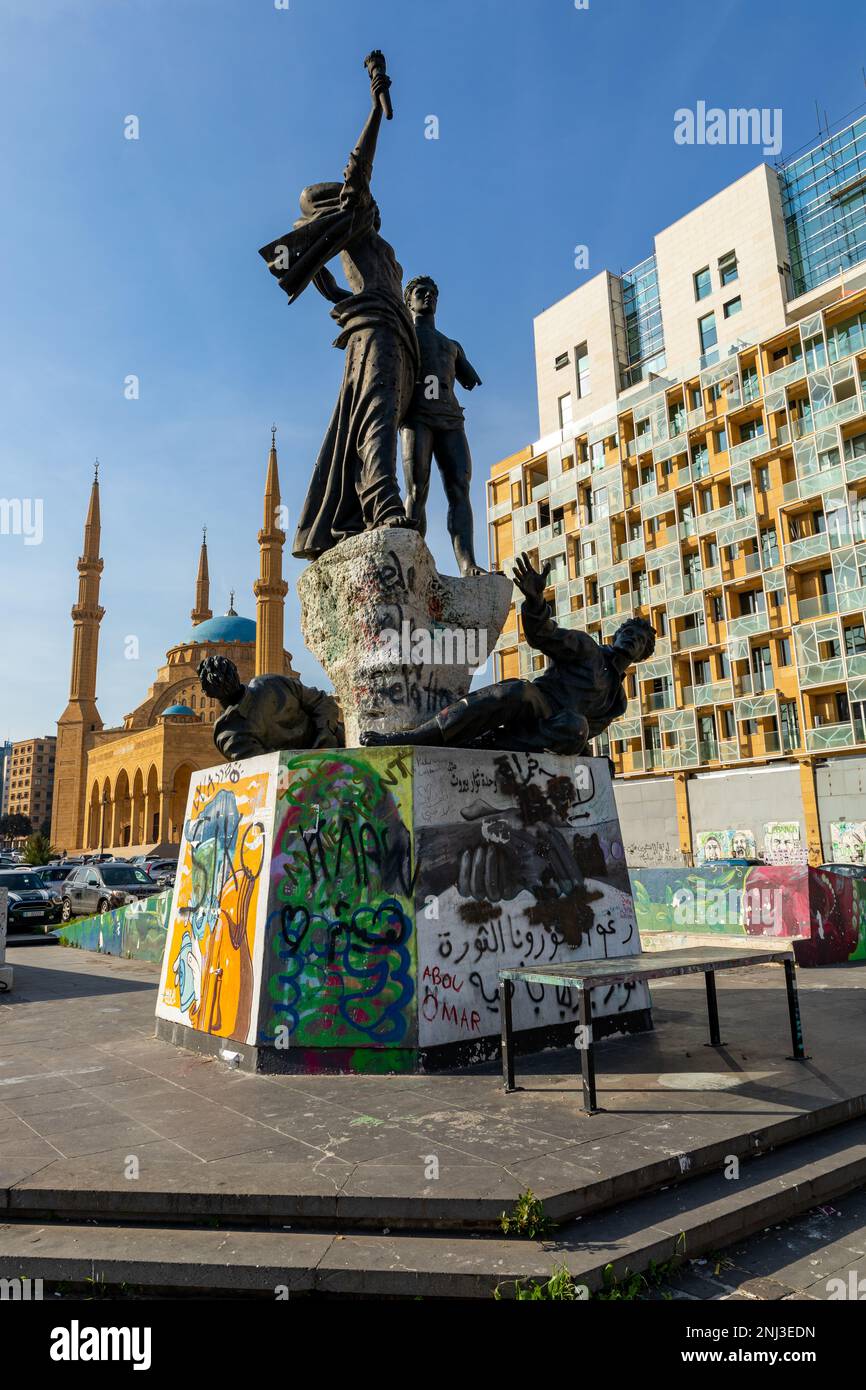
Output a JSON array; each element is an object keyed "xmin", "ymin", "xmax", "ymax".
[
  {"xmin": 0, "ymin": 872, "xmax": 43, "ymax": 890},
  {"xmin": 100, "ymin": 866, "xmax": 152, "ymax": 886}
]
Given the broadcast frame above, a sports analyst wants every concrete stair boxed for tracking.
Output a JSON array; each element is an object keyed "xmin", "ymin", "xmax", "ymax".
[{"xmin": 3, "ymin": 1116, "xmax": 866, "ymax": 1298}]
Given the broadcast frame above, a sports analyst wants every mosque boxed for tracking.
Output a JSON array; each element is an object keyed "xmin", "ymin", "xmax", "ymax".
[{"xmin": 50, "ymin": 433, "xmax": 295, "ymax": 855}]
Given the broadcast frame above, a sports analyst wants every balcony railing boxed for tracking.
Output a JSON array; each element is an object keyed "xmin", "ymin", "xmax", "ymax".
[
  {"xmin": 729, "ymin": 434, "xmax": 767, "ymax": 467},
  {"xmin": 727, "ymin": 611, "xmax": 770, "ymax": 637},
  {"xmin": 735, "ymin": 671, "xmax": 773, "ymax": 697},
  {"xmin": 764, "ymin": 359, "xmax": 806, "ymax": 392},
  {"xmin": 837, "ymin": 586, "xmax": 866, "ymax": 615},
  {"xmin": 692, "ymin": 679, "xmax": 734, "ymax": 705},
  {"xmin": 645, "ymin": 689, "xmax": 674, "ymax": 711},
  {"xmin": 798, "ymin": 658, "xmax": 846, "ymax": 688},
  {"xmin": 797, "ymin": 592, "xmax": 837, "ymax": 619},
  {"xmin": 785, "ymin": 532, "xmax": 830, "ymax": 564},
  {"xmin": 677, "ymin": 626, "xmax": 709, "ymax": 649},
  {"xmin": 798, "ymin": 465, "xmax": 846, "ymax": 500},
  {"xmin": 697, "ymin": 504, "xmax": 735, "ymax": 536},
  {"xmin": 805, "ymin": 721, "xmax": 855, "ymax": 751}
]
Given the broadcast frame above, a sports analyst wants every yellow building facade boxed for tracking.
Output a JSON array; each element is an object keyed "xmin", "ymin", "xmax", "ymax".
[
  {"xmin": 487, "ymin": 117, "xmax": 866, "ymax": 864},
  {"xmin": 51, "ymin": 435, "xmax": 296, "ymax": 856},
  {"xmin": 489, "ymin": 288, "xmax": 866, "ymax": 784}
]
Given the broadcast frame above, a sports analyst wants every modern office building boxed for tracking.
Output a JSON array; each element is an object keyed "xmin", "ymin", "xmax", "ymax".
[
  {"xmin": 2, "ymin": 736, "xmax": 57, "ymax": 831},
  {"xmin": 487, "ymin": 114, "xmax": 866, "ymax": 864}
]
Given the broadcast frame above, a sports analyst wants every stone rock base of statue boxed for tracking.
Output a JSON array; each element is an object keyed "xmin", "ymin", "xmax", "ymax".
[
  {"xmin": 0, "ymin": 889, "xmax": 11, "ymax": 992},
  {"xmin": 154, "ymin": 748, "xmax": 652, "ymax": 1074},
  {"xmin": 296, "ymin": 527, "xmax": 513, "ymax": 745}
]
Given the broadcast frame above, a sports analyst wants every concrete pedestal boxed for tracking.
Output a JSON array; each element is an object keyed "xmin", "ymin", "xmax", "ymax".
[{"xmin": 154, "ymin": 748, "xmax": 651, "ymax": 1073}]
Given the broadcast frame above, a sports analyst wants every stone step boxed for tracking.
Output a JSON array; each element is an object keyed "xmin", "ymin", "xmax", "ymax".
[
  {"xmin": 3, "ymin": 1119, "xmax": 866, "ymax": 1297},
  {"xmin": 6, "ymin": 1090, "xmax": 865, "ymax": 1234}
]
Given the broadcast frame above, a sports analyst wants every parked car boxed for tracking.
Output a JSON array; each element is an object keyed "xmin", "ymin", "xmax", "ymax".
[
  {"xmin": 60, "ymin": 861, "xmax": 164, "ymax": 921},
  {"xmin": 144, "ymin": 858, "xmax": 177, "ymax": 887},
  {"xmin": 0, "ymin": 869, "xmax": 64, "ymax": 929},
  {"xmin": 819, "ymin": 863, "xmax": 866, "ymax": 878},
  {"xmin": 35, "ymin": 864, "xmax": 76, "ymax": 888}
]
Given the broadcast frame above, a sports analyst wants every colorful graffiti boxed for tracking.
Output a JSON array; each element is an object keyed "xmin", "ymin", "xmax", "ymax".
[
  {"xmin": 631, "ymin": 864, "xmax": 866, "ymax": 965},
  {"xmin": 830, "ymin": 821, "xmax": 866, "ymax": 866},
  {"xmin": 58, "ymin": 891, "xmax": 171, "ymax": 961},
  {"xmin": 763, "ymin": 821, "xmax": 806, "ymax": 864},
  {"xmin": 158, "ymin": 748, "xmax": 650, "ymax": 1071},
  {"xmin": 695, "ymin": 829, "xmax": 757, "ymax": 864},
  {"xmin": 263, "ymin": 750, "xmax": 416, "ymax": 1051},
  {"xmin": 155, "ymin": 757, "xmax": 275, "ymax": 1044}
]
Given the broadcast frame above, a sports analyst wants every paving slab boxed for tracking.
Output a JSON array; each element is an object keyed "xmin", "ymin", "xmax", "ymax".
[{"xmin": 2, "ymin": 945, "xmax": 866, "ymax": 1231}]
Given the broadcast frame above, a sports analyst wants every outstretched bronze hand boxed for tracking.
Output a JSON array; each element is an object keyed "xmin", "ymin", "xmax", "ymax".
[{"xmin": 511, "ymin": 552, "xmax": 551, "ymax": 603}]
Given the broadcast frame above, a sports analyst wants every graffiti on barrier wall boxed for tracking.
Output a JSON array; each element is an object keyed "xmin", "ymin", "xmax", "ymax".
[
  {"xmin": 695, "ymin": 829, "xmax": 757, "ymax": 864},
  {"xmin": 155, "ymin": 756, "xmax": 275, "ymax": 1044},
  {"xmin": 631, "ymin": 864, "xmax": 865, "ymax": 965},
  {"xmin": 763, "ymin": 821, "xmax": 806, "ymax": 864},
  {"xmin": 59, "ymin": 891, "xmax": 171, "ymax": 961},
  {"xmin": 263, "ymin": 750, "xmax": 416, "ymax": 1050},
  {"xmin": 830, "ymin": 821, "xmax": 866, "ymax": 866}
]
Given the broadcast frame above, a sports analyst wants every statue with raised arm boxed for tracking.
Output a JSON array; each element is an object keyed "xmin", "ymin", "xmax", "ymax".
[
  {"xmin": 259, "ymin": 51, "xmax": 419, "ymax": 561},
  {"xmin": 360, "ymin": 553, "xmax": 656, "ymax": 754},
  {"xmin": 401, "ymin": 276, "xmax": 484, "ymax": 576},
  {"xmin": 199, "ymin": 655, "xmax": 344, "ymax": 761}
]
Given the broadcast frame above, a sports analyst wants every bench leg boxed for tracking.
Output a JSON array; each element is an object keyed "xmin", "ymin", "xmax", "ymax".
[
  {"xmin": 501, "ymin": 978, "xmax": 517, "ymax": 1092},
  {"xmin": 784, "ymin": 958, "xmax": 808, "ymax": 1061},
  {"xmin": 704, "ymin": 970, "xmax": 724, "ymax": 1047},
  {"xmin": 577, "ymin": 987, "xmax": 599, "ymax": 1114}
]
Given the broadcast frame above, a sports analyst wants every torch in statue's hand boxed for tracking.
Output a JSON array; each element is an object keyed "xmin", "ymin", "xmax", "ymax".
[{"xmin": 364, "ymin": 49, "xmax": 393, "ymax": 119}]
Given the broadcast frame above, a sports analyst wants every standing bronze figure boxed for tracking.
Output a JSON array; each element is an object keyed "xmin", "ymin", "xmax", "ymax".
[
  {"xmin": 259, "ymin": 52, "xmax": 418, "ymax": 561},
  {"xmin": 401, "ymin": 276, "xmax": 484, "ymax": 575}
]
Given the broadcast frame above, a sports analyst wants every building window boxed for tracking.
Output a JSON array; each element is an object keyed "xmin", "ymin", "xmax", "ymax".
[
  {"xmin": 777, "ymin": 637, "xmax": 792, "ymax": 667},
  {"xmin": 554, "ymin": 351, "xmax": 569, "ymax": 370},
  {"xmin": 723, "ymin": 296, "xmax": 742, "ymax": 319},
  {"xmin": 718, "ymin": 251, "xmax": 738, "ymax": 286},
  {"xmin": 694, "ymin": 267, "xmax": 711, "ymax": 301},
  {"xmin": 576, "ymin": 342, "xmax": 590, "ymax": 397},
  {"xmin": 558, "ymin": 393, "xmax": 573, "ymax": 428},
  {"xmin": 845, "ymin": 623, "xmax": 866, "ymax": 656},
  {"xmin": 699, "ymin": 312, "xmax": 717, "ymax": 353}
]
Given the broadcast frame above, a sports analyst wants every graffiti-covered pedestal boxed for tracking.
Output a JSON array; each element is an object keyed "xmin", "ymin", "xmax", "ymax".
[{"xmin": 154, "ymin": 748, "xmax": 652, "ymax": 1073}]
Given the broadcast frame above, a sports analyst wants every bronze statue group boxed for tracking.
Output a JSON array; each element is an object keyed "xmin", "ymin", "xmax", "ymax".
[{"xmin": 200, "ymin": 52, "xmax": 656, "ymax": 763}]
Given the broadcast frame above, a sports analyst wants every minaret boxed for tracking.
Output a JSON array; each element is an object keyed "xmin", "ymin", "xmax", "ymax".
[
  {"xmin": 52, "ymin": 463, "xmax": 106, "ymax": 852},
  {"xmin": 191, "ymin": 526, "xmax": 212, "ymax": 625},
  {"xmin": 254, "ymin": 426, "xmax": 288, "ymax": 676}
]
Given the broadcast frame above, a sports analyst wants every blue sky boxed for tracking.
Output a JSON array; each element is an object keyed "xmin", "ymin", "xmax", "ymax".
[{"xmin": 1, "ymin": 0, "xmax": 864, "ymax": 741}]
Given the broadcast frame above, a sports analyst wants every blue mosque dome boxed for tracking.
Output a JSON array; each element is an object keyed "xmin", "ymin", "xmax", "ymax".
[
  {"xmin": 188, "ymin": 602, "xmax": 256, "ymax": 645},
  {"xmin": 161, "ymin": 703, "xmax": 196, "ymax": 717}
]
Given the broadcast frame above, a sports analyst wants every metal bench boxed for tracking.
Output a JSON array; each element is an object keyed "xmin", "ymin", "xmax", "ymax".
[{"xmin": 499, "ymin": 945, "xmax": 807, "ymax": 1114}]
